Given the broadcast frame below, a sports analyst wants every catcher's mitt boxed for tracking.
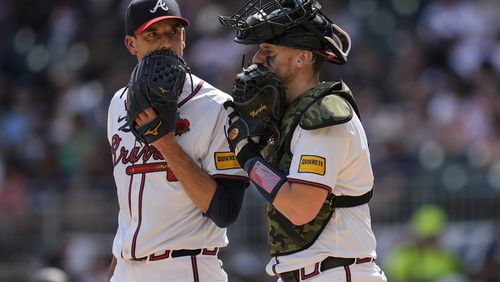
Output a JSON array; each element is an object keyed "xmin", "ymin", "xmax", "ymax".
[
  {"xmin": 126, "ymin": 49, "xmax": 189, "ymax": 144},
  {"xmin": 224, "ymin": 64, "xmax": 286, "ymax": 156}
]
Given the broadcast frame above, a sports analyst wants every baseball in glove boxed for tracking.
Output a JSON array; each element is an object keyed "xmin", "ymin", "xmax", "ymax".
[
  {"xmin": 224, "ymin": 64, "xmax": 286, "ymax": 166},
  {"xmin": 125, "ymin": 49, "xmax": 189, "ymax": 144}
]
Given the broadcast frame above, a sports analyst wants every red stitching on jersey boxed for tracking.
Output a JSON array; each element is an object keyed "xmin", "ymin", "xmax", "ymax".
[
  {"xmin": 126, "ymin": 163, "xmax": 168, "ymax": 174},
  {"xmin": 112, "ymin": 141, "xmax": 164, "ymax": 166},
  {"xmin": 300, "ymin": 262, "xmax": 320, "ymax": 279},
  {"xmin": 166, "ymin": 167, "xmax": 178, "ymax": 182},
  {"xmin": 131, "ymin": 173, "xmax": 146, "ymax": 259},
  {"xmin": 125, "ymin": 162, "xmax": 178, "ymax": 182},
  {"xmin": 201, "ymin": 247, "xmax": 219, "ymax": 255},
  {"xmin": 356, "ymin": 257, "xmax": 373, "ymax": 264},
  {"xmin": 344, "ymin": 265, "xmax": 351, "ymax": 282},
  {"xmin": 272, "ymin": 257, "xmax": 280, "ymax": 275},
  {"xmin": 286, "ymin": 178, "xmax": 332, "ymax": 192},
  {"xmin": 128, "ymin": 174, "xmax": 133, "ymax": 217},
  {"xmin": 191, "ymin": 255, "xmax": 200, "ymax": 282},
  {"xmin": 149, "ymin": 250, "xmax": 170, "ymax": 261},
  {"xmin": 178, "ymin": 80, "xmax": 204, "ymax": 107}
]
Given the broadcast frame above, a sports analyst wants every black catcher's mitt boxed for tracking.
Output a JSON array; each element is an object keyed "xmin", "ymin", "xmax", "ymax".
[
  {"xmin": 126, "ymin": 49, "xmax": 188, "ymax": 144},
  {"xmin": 224, "ymin": 64, "xmax": 286, "ymax": 164}
]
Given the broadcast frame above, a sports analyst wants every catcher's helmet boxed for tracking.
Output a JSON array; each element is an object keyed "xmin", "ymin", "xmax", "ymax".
[{"xmin": 219, "ymin": 0, "xmax": 351, "ymax": 64}]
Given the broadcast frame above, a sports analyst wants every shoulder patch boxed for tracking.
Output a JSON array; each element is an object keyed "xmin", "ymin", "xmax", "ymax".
[
  {"xmin": 299, "ymin": 94, "xmax": 353, "ymax": 130},
  {"xmin": 214, "ymin": 152, "xmax": 241, "ymax": 170},
  {"xmin": 298, "ymin": 155, "xmax": 326, "ymax": 175}
]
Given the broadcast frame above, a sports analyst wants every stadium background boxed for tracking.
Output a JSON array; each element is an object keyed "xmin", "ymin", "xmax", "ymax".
[{"xmin": 0, "ymin": 0, "xmax": 499, "ymax": 281}]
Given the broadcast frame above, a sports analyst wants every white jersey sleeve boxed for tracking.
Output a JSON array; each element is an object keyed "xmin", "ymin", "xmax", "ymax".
[
  {"xmin": 202, "ymin": 102, "xmax": 247, "ymax": 180},
  {"xmin": 177, "ymin": 79, "xmax": 247, "ymax": 181},
  {"xmin": 287, "ymin": 113, "xmax": 374, "ymax": 196},
  {"xmin": 107, "ymin": 87, "xmax": 127, "ymax": 145}
]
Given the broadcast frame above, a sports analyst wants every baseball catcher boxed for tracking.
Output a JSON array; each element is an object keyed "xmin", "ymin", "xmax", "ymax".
[
  {"xmin": 218, "ymin": 0, "xmax": 387, "ymax": 281},
  {"xmin": 125, "ymin": 49, "xmax": 189, "ymax": 144}
]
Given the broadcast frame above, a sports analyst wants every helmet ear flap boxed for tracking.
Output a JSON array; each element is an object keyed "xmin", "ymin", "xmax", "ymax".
[
  {"xmin": 331, "ymin": 23, "xmax": 351, "ymax": 54},
  {"xmin": 320, "ymin": 23, "xmax": 351, "ymax": 64}
]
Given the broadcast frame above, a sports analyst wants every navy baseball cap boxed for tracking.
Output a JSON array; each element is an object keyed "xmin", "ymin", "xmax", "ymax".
[{"xmin": 125, "ymin": 0, "xmax": 190, "ymax": 36}]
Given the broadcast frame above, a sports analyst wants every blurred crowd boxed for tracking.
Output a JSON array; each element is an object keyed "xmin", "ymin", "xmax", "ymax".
[{"xmin": 0, "ymin": 0, "xmax": 499, "ymax": 281}]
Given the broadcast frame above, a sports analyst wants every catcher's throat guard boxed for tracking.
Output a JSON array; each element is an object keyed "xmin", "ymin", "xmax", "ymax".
[{"xmin": 219, "ymin": 0, "xmax": 351, "ymax": 64}]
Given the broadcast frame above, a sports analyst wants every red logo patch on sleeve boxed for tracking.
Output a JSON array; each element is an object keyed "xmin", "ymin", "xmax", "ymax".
[{"xmin": 175, "ymin": 118, "xmax": 190, "ymax": 136}]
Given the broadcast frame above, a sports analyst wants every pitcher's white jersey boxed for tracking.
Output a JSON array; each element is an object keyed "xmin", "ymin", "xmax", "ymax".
[{"xmin": 107, "ymin": 74, "xmax": 247, "ymax": 260}]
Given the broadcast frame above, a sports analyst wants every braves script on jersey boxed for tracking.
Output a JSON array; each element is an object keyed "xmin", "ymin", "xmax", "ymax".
[{"xmin": 107, "ymin": 74, "xmax": 246, "ymax": 261}]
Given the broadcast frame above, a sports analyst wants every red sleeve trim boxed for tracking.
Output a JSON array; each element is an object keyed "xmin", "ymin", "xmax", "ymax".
[
  {"xmin": 178, "ymin": 80, "xmax": 204, "ymax": 107},
  {"xmin": 287, "ymin": 178, "xmax": 332, "ymax": 192}
]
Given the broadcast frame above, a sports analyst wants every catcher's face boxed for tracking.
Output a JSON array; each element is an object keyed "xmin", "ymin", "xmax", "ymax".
[
  {"xmin": 252, "ymin": 43, "xmax": 312, "ymax": 87},
  {"xmin": 125, "ymin": 19, "xmax": 186, "ymax": 61}
]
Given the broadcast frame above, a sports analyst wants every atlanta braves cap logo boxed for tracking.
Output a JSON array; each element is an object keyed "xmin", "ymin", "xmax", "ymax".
[
  {"xmin": 125, "ymin": 0, "xmax": 190, "ymax": 36},
  {"xmin": 150, "ymin": 0, "xmax": 169, "ymax": 13}
]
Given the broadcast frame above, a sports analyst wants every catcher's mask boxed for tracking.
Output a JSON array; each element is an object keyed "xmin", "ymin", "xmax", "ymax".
[{"xmin": 219, "ymin": 0, "xmax": 351, "ymax": 64}]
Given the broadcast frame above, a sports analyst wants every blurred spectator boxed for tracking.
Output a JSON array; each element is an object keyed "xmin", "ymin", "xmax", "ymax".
[
  {"xmin": 224, "ymin": 250, "xmax": 263, "ymax": 282},
  {"xmin": 0, "ymin": 162, "xmax": 28, "ymax": 215},
  {"xmin": 31, "ymin": 267, "xmax": 68, "ymax": 282},
  {"xmin": 472, "ymin": 209, "xmax": 500, "ymax": 282},
  {"xmin": 384, "ymin": 205, "xmax": 465, "ymax": 282},
  {"xmin": 0, "ymin": 160, "xmax": 30, "ymax": 256}
]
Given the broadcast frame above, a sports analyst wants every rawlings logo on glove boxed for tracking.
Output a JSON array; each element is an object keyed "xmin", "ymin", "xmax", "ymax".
[{"xmin": 125, "ymin": 49, "xmax": 189, "ymax": 144}]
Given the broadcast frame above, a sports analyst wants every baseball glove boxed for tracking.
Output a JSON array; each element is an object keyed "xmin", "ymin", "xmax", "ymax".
[
  {"xmin": 125, "ymin": 49, "xmax": 189, "ymax": 144},
  {"xmin": 224, "ymin": 64, "xmax": 286, "ymax": 165}
]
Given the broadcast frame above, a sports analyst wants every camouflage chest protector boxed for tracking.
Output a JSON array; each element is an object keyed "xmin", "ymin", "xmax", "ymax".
[{"xmin": 264, "ymin": 81, "xmax": 373, "ymax": 256}]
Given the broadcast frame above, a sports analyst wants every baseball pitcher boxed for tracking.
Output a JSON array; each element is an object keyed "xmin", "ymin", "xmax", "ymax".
[{"xmin": 107, "ymin": 0, "xmax": 248, "ymax": 281}]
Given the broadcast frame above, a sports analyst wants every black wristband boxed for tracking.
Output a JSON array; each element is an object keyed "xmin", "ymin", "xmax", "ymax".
[
  {"xmin": 235, "ymin": 140, "xmax": 262, "ymax": 168},
  {"xmin": 137, "ymin": 115, "xmax": 171, "ymax": 144},
  {"xmin": 244, "ymin": 157, "xmax": 286, "ymax": 204}
]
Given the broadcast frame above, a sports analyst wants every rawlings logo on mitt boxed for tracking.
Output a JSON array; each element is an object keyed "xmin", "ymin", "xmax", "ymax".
[{"xmin": 125, "ymin": 49, "xmax": 189, "ymax": 144}]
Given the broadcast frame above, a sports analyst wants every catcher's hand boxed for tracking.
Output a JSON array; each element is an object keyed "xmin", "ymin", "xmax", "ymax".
[
  {"xmin": 224, "ymin": 64, "xmax": 286, "ymax": 166},
  {"xmin": 126, "ymin": 49, "xmax": 189, "ymax": 144}
]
